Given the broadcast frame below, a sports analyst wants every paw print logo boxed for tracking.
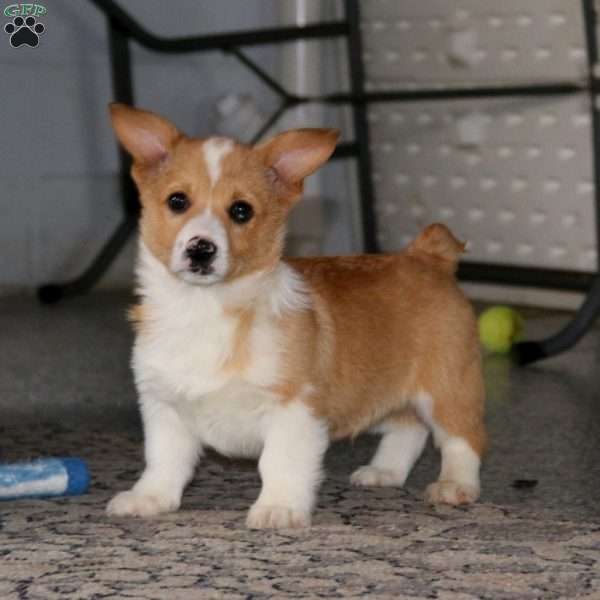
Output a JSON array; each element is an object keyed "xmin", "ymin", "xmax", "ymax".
[{"xmin": 4, "ymin": 15, "xmax": 45, "ymax": 48}]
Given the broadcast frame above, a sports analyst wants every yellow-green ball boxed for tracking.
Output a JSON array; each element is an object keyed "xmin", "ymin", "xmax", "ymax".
[{"xmin": 478, "ymin": 306, "xmax": 523, "ymax": 353}]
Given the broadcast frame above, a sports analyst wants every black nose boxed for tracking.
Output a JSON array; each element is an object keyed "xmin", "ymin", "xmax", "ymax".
[{"xmin": 185, "ymin": 238, "xmax": 217, "ymax": 268}]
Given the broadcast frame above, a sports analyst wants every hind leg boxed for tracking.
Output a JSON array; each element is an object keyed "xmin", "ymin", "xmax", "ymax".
[
  {"xmin": 415, "ymin": 380, "xmax": 486, "ymax": 505},
  {"xmin": 425, "ymin": 439, "xmax": 481, "ymax": 504},
  {"xmin": 351, "ymin": 411, "xmax": 429, "ymax": 487}
]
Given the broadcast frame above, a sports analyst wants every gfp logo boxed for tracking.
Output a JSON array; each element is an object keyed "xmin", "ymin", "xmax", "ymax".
[{"xmin": 4, "ymin": 3, "xmax": 46, "ymax": 47}]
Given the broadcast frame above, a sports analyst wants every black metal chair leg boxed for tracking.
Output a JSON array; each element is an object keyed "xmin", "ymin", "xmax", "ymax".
[
  {"xmin": 38, "ymin": 15, "xmax": 138, "ymax": 305},
  {"xmin": 513, "ymin": 276, "xmax": 600, "ymax": 365},
  {"xmin": 345, "ymin": 0, "xmax": 379, "ymax": 254},
  {"xmin": 37, "ymin": 218, "xmax": 137, "ymax": 304}
]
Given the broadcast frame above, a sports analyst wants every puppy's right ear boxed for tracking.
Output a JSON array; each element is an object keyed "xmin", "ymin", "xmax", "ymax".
[{"xmin": 109, "ymin": 103, "xmax": 181, "ymax": 167}]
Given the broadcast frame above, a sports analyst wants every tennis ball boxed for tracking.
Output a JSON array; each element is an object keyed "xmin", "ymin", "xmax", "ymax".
[{"xmin": 478, "ymin": 306, "xmax": 523, "ymax": 353}]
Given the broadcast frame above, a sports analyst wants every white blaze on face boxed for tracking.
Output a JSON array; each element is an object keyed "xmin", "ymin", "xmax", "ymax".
[
  {"xmin": 203, "ymin": 137, "xmax": 234, "ymax": 188},
  {"xmin": 169, "ymin": 138, "xmax": 234, "ymax": 285},
  {"xmin": 170, "ymin": 209, "xmax": 229, "ymax": 285}
]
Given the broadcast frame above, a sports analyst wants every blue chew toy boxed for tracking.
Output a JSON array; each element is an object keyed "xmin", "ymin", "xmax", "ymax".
[{"xmin": 0, "ymin": 458, "xmax": 90, "ymax": 500}]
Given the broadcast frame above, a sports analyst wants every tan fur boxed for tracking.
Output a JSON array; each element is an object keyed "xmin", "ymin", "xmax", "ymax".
[
  {"xmin": 386, "ymin": 407, "xmax": 422, "ymax": 427},
  {"xmin": 110, "ymin": 103, "xmax": 485, "ymax": 461},
  {"xmin": 407, "ymin": 223, "xmax": 466, "ymax": 272},
  {"xmin": 222, "ymin": 308, "xmax": 255, "ymax": 374},
  {"xmin": 127, "ymin": 304, "xmax": 146, "ymax": 333},
  {"xmin": 281, "ymin": 247, "xmax": 485, "ymax": 453}
]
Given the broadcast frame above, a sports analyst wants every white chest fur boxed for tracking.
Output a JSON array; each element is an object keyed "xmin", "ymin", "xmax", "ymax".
[{"xmin": 132, "ymin": 243, "xmax": 309, "ymax": 457}]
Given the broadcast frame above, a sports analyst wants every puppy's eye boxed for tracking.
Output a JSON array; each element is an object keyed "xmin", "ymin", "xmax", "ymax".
[
  {"xmin": 167, "ymin": 192, "xmax": 189, "ymax": 214},
  {"xmin": 228, "ymin": 200, "xmax": 254, "ymax": 224}
]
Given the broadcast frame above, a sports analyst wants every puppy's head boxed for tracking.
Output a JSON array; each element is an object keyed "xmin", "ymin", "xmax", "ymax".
[{"xmin": 109, "ymin": 103, "xmax": 339, "ymax": 285}]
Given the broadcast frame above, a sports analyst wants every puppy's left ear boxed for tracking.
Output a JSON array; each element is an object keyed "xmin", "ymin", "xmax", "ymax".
[{"xmin": 257, "ymin": 128, "xmax": 340, "ymax": 198}]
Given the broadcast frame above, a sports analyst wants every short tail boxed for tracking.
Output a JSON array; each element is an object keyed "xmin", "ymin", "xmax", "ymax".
[{"xmin": 407, "ymin": 223, "xmax": 466, "ymax": 273}]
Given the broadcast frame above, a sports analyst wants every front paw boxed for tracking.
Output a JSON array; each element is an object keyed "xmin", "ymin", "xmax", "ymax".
[
  {"xmin": 106, "ymin": 490, "xmax": 180, "ymax": 518},
  {"xmin": 246, "ymin": 503, "xmax": 311, "ymax": 529}
]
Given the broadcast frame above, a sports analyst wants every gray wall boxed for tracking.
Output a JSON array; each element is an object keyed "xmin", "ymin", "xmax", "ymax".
[{"xmin": 0, "ymin": 0, "xmax": 355, "ymax": 295}]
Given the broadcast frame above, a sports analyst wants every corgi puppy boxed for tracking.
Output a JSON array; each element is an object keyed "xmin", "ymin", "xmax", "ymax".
[{"xmin": 106, "ymin": 104, "xmax": 486, "ymax": 529}]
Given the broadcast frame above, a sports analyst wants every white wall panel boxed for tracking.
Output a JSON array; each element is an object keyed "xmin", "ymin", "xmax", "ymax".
[{"xmin": 363, "ymin": 1, "xmax": 597, "ymax": 276}]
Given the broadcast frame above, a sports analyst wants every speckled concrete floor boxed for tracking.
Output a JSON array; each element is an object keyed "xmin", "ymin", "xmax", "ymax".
[{"xmin": 1, "ymin": 293, "xmax": 600, "ymax": 598}]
